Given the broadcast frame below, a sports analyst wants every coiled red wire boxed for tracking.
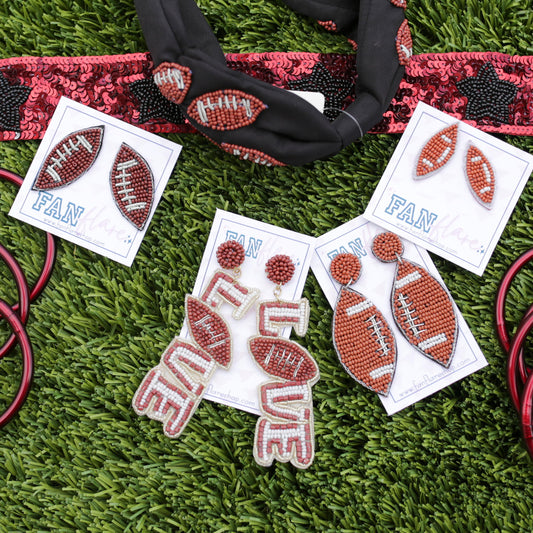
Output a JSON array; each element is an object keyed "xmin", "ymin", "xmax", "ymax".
[
  {"xmin": 0, "ymin": 168, "xmax": 56, "ymax": 428},
  {"xmin": 495, "ymin": 249, "xmax": 533, "ymax": 457}
]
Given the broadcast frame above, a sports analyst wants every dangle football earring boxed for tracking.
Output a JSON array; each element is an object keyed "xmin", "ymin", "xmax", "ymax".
[
  {"xmin": 132, "ymin": 240, "xmax": 259, "ymax": 438},
  {"xmin": 371, "ymin": 232, "xmax": 458, "ymax": 368},
  {"xmin": 330, "ymin": 253, "xmax": 397, "ymax": 396},
  {"xmin": 248, "ymin": 254, "xmax": 319, "ymax": 469}
]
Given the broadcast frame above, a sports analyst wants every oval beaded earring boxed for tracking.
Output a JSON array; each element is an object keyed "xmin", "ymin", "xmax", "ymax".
[
  {"xmin": 110, "ymin": 143, "xmax": 155, "ymax": 230},
  {"xmin": 330, "ymin": 253, "xmax": 397, "ymax": 396},
  {"xmin": 371, "ymin": 232, "xmax": 458, "ymax": 368},
  {"xmin": 465, "ymin": 143, "xmax": 495, "ymax": 209},
  {"xmin": 415, "ymin": 123, "xmax": 458, "ymax": 178}
]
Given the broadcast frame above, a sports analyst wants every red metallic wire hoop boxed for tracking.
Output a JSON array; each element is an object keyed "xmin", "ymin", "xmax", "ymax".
[
  {"xmin": 0, "ymin": 299, "xmax": 33, "ymax": 428},
  {"xmin": 0, "ymin": 244, "xmax": 30, "ymax": 360},
  {"xmin": 496, "ymin": 249, "xmax": 533, "ymax": 393},
  {"xmin": 508, "ymin": 313, "xmax": 533, "ymax": 457},
  {"xmin": 0, "ymin": 168, "xmax": 56, "ymax": 307}
]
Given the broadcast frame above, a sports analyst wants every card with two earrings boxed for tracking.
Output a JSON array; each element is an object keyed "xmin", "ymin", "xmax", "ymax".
[
  {"xmin": 311, "ymin": 215, "xmax": 488, "ymax": 415},
  {"xmin": 364, "ymin": 101, "xmax": 533, "ymax": 276}
]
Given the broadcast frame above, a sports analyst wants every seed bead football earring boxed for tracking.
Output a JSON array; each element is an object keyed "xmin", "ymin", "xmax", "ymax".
[
  {"xmin": 133, "ymin": 240, "xmax": 260, "ymax": 438},
  {"xmin": 464, "ymin": 143, "xmax": 495, "ymax": 209},
  {"xmin": 415, "ymin": 123, "xmax": 458, "ymax": 178},
  {"xmin": 372, "ymin": 232, "xmax": 458, "ymax": 368},
  {"xmin": 330, "ymin": 253, "xmax": 397, "ymax": 396},
  {"xmin": 32, "ymin": 126, "xmax": 157, "ymax": 229},
  {"xmin": 415, "ymin": 122, "xmax": 495, "ymax": 209},
  {"xmin": 248, "ymin": 254, "xmax": 319, "ymax": 469}
]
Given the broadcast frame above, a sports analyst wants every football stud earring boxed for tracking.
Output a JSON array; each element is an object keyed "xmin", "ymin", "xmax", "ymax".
[
  {"xmin": 33, "ymin": 126, "xmax": 105, "ymax": 190},
  {"xmin": 415, "ymin": 123, "xmax": 458, "ymax": 178},
  {"xmin": 465, "ymin": 143, "xmax": 495, "ymax": 209}
]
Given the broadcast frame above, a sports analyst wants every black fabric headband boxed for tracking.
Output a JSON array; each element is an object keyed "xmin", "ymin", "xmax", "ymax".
[{"xmin": 134, "ymin": 0, "xmax": 408, "ymax": 166}]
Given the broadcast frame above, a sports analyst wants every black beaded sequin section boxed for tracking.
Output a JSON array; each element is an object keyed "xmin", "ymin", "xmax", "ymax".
[
  {"xmin": 456, "ymin": 62, "xmax": 518, "ymax": 124},
  {"xmin": 0, "ymin": 72, "xmax": 31, "ymax": 131},
  {"xmin": 288, "ymin": 62, "xmax": 355, "ymax": 121},
  {"xmin": 129, "ymin": 77, "xmax": 186, "ymax": 125}
]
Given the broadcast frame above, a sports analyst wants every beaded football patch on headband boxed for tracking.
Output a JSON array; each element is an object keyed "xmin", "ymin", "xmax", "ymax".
[
  {"xmin": 153, "ymin": 62, "xmax": 192, "ymax": 105},
  {"xmin": 187, "ymin": 90, "xmax": 267, "ymax": 131},
  {"xmin": 372, "ymin": 232, "xmax": 458, "ymax": 368}
]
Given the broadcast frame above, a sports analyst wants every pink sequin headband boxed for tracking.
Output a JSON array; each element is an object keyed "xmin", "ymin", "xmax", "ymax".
[{"xmin": 0, "ymin": 51, "xmax": 531, "ymax": 150}]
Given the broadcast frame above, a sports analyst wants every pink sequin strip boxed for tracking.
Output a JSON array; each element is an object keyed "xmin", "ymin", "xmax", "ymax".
[{"xmin": 0, "ymin": 51, "xmax": 532, "ymax": 140}]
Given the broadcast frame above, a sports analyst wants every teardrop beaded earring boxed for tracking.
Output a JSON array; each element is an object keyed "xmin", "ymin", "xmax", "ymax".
[
  {"xmin": 330, "ymin": 253, "xmax": 397, "ymax": 396},
  {"xmin": 371, "ymin": 232, "xmax": 458, "ymax": 368}
]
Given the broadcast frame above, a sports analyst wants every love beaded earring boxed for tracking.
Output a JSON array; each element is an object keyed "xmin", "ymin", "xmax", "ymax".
[
  {"xmin": 371, "ymin": 232, "xmax": 458, "ymax": 368},
  {"xmin": 132, "ymin": 240, "xmax": 259, "ymax": 438},
  {"xmin": 248, "ymin": 254, "xmax": 319, "ymax": 469},
  {"xmin": 330, "ymin": 253, "xmax": 397, "ymax": 396}
]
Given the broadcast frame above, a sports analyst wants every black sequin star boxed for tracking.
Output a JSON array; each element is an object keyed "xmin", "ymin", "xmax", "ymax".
[
  {"xmin": 288, "ymin": 62, "xmax": 355, "ymax": 120},
  {"xmin": 456, "ymin": 62, "xmax": 517, "ymax": 124},
  {"xmin": 129, "ymin": 77, "xmax": 185, "ymax": 124},
  {"xmin": 0, "ymin": 72, "xmax": 31, "ymax": 131}
]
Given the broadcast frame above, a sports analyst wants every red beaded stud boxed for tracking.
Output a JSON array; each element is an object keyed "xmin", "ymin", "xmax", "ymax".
[
  {"xmin": 216, "ymin": 240, "xmax": 245, "ymax": 270},
  {"xmin": 265, "ymin": 255, "xmax": 295, "ymax": 286},
  {"xmin": 465, "ymin": 144, "xmax": 495, "ymax": 208},
  {"xmin": 33, "ymin": 126, "xmax": 104, "ymax": 190},
  {"xmin": 330, "ymin": 253, "xmax": 361, "ymax": 286},
  {"xmin": 110, "ymin": 143, "xmax": 154, "ymax": 231}
]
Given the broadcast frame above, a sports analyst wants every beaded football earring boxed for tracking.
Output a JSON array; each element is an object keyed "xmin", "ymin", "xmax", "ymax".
[
  {"xmin": 465, "ymin": 143, "xmax": 495, "ymax": 209},
  {"xmin": 109, "ymin": 143, "xmax": 155, "ymax": 230},
  {"xmin": 371, "ymin": 232, "xmax": 458, "ymax": 368},
  {"xmin": 33, "ymin": 126, "xmax": 105, "ymax": 190},
  {"xmin": 415, "ymin": 123, "xmax": 495, "ymax": 209},
  {"xmin": 330, "ymin": 253, "xmax": 397, "ymax": 396},
  {"xmin": 132, "ymin": 240, "xmax": 260, "ymax": 438},
  {"xmin": 415, "ymin": 123, "xmax": 458, "ymax": 178},
  {"xmin": 248, "ymin": 254, "xmax": 319, "ymax": 469}
]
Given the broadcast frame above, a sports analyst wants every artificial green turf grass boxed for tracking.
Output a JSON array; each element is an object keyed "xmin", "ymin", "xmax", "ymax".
[{"xmin": 1, "ymin": 0, "xmax": 533, "ymax": 531}]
